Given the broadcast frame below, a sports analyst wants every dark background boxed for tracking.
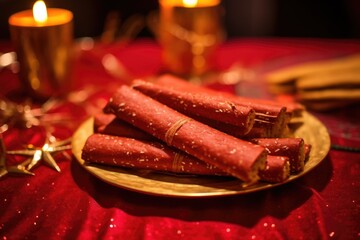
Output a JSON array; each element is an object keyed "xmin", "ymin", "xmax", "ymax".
[{"xmin": 1, "ymin": 0, "xmax": 360, "ymax": 40}]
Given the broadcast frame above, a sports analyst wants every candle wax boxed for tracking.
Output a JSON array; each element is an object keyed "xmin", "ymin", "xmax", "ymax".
[{"xmin": 9, "ymin": 8, "xmax": 73, "ymax": 27}]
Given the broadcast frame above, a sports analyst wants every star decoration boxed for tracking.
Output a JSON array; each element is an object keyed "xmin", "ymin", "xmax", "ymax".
[
  {"xmin": 1, "ymin": 134, "xmax": 35, "ymax": 177},
  {"xmin": 0, "ymin": 88, "xmax": 107, "ymax": 179},
  {"xmin": 0, "ymin": 87, "xmax": 102, "ymax": 132},
  {"xmin": 0, "ymin": 135, "xmax": 72, "ymax": 178}
]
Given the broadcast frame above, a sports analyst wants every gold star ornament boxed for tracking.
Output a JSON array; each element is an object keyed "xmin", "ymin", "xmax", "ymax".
[{"xmin": 0, "ymin": 135, "xmax": 71, "ymax": 178}]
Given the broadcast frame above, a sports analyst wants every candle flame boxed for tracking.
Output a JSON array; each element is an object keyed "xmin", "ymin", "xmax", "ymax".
[
  {"xmin": 183, "ymin": 0, "xmax": 198, "ymax": 7},
  {"xmin": 33, "ymin": 1, "xmax": 48, "ymax": 23}
]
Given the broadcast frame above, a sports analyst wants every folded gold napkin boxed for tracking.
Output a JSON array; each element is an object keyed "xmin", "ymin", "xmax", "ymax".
[{"xmin": 264, "ymin": 54, "xmax": 360, "ymax": 111}]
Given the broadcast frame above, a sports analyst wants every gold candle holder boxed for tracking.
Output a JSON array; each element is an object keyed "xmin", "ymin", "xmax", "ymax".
[
  {"xmin": 9, "ymin": 1, "xmax": 73, "ymax": 100},
  {"xmin": 158, "ymin": 0, "xmax": 224, "ymax": 77}
]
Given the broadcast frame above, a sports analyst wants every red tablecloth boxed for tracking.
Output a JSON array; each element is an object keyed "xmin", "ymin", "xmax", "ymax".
[{"xmin": 1, "ymin": 38, "xmax": 360, "ymax": 240}]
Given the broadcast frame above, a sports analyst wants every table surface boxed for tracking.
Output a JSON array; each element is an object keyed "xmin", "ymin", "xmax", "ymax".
[{"xmin": 0, "ymin": 38, "xmax": 359, "ymax": 240}]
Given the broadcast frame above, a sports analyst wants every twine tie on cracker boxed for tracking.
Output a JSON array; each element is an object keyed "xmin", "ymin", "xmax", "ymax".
[
  {"xmin": 165, "ymin": 118, "xmax": 191, "ymax": 145},
  {"xmin": 172, "ymin": 153, "xmax": 185, "ymax": 172}
]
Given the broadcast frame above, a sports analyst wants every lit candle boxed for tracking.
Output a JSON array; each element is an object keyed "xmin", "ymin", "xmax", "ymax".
[
  {"xmin": 158, "ymin": 0, "xmax": 224, "ymax": 77},
  {"xmin": 8, "ymin": 1, "xmax": 73, "ymax": 100}
]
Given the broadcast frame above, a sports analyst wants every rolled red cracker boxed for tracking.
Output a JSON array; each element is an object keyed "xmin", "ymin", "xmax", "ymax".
[
  {"xmin": 153, "ymin": 74, "xmax": 297, "ymax": 119},
  {"xmin": 258, "ymin": 156, "xmax": 290, "ymax": 183},
  {"xmin": 105, "ymin": 85, "xmax": 267, "ymax": 183},
  {"xmin": 151, "ymin": 75, "xmax": 294, "ymax": 136},
  {"xmin": 94, "ymin": 113, "xmax": 155, "ymax": 141},
  {"xmin": 82, "ymin": 134, "xmax": 226, "ymax": 176},
  {"xmin": 250, "ymin": 138, "xmax": 305, "ymax": 173},
  {"xmin": 82, "ymin": 134, "xmax": 290, "ymax": 183},
  {"xmin": 132, "ymin": 79, "xmax": 255, "ymax": 131}
]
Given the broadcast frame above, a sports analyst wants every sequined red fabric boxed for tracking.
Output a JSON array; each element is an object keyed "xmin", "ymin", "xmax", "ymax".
[{"xmin": 1, "ymin": 38, "xmax": 359, "ymax": 239}]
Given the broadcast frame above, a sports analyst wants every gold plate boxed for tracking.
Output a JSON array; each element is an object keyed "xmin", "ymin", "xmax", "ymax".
[{"xmin": 72, "ymin": 112, "xmax": 330, "ymax": 197}]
